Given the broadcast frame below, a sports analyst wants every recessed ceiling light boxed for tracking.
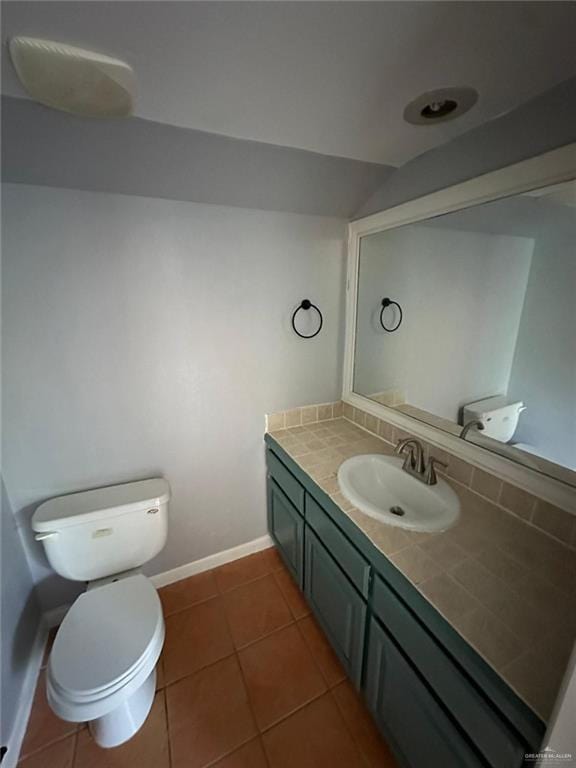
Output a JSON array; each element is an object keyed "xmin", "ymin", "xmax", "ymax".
[{"xmin": 404, "ymin": 87, "xmax": 478, "ymax": 126}]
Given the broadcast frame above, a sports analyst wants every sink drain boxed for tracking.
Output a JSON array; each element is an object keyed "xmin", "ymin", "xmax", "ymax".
[{"xmin": 389, "ymin": 506, "xmax": 405, "ymax": 517}]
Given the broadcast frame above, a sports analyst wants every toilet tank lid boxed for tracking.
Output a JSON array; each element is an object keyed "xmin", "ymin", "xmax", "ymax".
[
  {"xmin": 464, "ymin": 396, "xmax": 524, "ymax": 418},
  {"xmin": 32, "ymin": 478, "xmax": 170, "ymax": 532}
]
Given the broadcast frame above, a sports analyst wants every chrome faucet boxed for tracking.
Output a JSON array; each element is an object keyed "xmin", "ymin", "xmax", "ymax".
[
  {"xmin": 395, "ymin": 438, "xmax": 425, "ymax": 476},
  {"xmin": 460, "ymin": 419, "xmax": 485, "ymax": 440},
  {"xmin": 394, "ymin": 438, "xmax": 446, "ymax": 486}
]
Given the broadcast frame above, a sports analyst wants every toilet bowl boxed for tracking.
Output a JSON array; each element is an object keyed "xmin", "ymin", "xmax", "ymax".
[
  {"xmin": 47, "ymin": 574, "xmax": 164, "ymax": 747},
  {"xmin": 32, "ymin": 478, "xmax": 170, "ymax": 747}
]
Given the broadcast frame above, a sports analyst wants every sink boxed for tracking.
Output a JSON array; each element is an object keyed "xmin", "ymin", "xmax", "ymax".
[{"xmin": 337, "ymin": 454, "xmax": 460, "ymax": 532}]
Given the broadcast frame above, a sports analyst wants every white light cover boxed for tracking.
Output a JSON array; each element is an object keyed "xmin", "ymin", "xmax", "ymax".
[{"xmin": 9, "ymin": 36, "xmax": 135, "ymax": 118}]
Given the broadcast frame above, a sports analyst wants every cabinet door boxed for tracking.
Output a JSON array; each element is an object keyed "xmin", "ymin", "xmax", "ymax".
[
  {"xmin": 267, "ymin": 479, "xmax": 304, "ymax": 586},
  {"xmin": 305, "ymin": 527, "xmax": 366, "ymax": 686},
  {"xmin": 365, "ymin": 617, "xmax": 485, "ymax": 768},
  {"xmin": 372, "ymin": 575, "xmax": 525, "ymax": 768}
]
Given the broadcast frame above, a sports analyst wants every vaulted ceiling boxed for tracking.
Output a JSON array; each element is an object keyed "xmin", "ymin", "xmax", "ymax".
[{"xmin": 3, "ymin": 1, "xmax": 576, "ymax": 166}]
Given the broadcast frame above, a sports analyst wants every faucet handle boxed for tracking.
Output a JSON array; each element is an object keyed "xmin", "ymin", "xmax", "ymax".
[{"xmin": 424, "ymin": 456, "xmax": 447, "ymax": 485}]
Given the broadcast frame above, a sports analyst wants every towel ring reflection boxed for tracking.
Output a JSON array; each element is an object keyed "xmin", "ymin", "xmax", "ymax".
[
  {"xmin": 380, "ymin": 298, "xmax": 403, "ymax": 333},
  {"xmin": 291, "ymin": 299, "xmax": 323, "ymax": 339}
]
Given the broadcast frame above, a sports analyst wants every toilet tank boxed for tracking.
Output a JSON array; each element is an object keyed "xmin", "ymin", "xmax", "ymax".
[
  {"xmin": 32, "ymin": 478, "xmax": 170, "ymax": 581},
  {"xmin": 463, "ymin": 396, "xmax": 525, "ymax": 443}
]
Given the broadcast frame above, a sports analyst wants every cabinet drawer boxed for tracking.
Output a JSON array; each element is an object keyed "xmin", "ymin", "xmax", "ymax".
[
  {"xmin": 365, "ymin": 616, "xmax": 485, "ymax": 768},
  {"xmin": 266, "ymin": 449, "xmax": 305, "ymax": 515},
  {"xmin": 305, "ymin": 528, "xmax": 367, "ymax": 686},
  {"xmin": 267, "ymin": 480, "xmax": 304, "ymax": 586},
  {"xmin": 306, "ymin": 494, "xmax": 371, "ymax": 597},
  {"xmin": 372, "ymin": 575, "xmax": 525, "ymax": 768}
]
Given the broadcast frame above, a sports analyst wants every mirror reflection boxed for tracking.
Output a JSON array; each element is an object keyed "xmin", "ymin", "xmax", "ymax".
[{"xmin": 354, "ymin": 180, "xmax": 576, "ymax": 483}]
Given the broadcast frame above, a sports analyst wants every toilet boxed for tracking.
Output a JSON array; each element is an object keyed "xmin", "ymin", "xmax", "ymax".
[
  {"xmin": 32, "ymin": 478, "xmax": 170, "ymax": 748},
  {"xmin": 462, "ymin": 395, "xmax": 526, "ymax": 443}
]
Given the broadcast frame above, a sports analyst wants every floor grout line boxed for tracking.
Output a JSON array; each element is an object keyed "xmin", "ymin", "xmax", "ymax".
[
  {"xmin": 216, "ymin": 594, "xmax": 264, "ymax": 765},
  {"xmin": 161, "ymin": 688, "xmax": 173, "ymax": 768},
  {"xmin": 216, "ymin": 564, "xmax": 324, "ymax": 760},
  {"xmin": 71, "ymin": 729, "xmax": 79, "ymax": 768},
  {"xmin": 20, "ymin": 545, "xmax": 396, "ymax": 768},
  {"xmin": 331, "ymin": 699, "xmax": 373, "ymax": 768},
  {"xmin": 161, "ymin": 647, "xmax": 237, "ymax": 690},
  {"xmin": 215, "ymin": 569, "xmax": 282, "ymax": 597},
  {"xmin": 18, "ymin": 729, "xmax": 78, "ymax": 765},
  {"xmin": 293, "ymin": 615, "xmax": 334, "ymax": 692}
]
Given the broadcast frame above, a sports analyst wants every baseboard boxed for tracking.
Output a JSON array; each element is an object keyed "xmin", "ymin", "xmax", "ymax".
[
  {"xmin": 3, "ymin": 621, "xmax": 47, "ymax": 768},
  {"xmin": 4, "ymin": 533, "xmax": 274, "ymax": 766},
  {"xmin": 150, "ymin": 533, "xmax": 274, "ymax": 588},
  {"xmin": 34, "ymin": 533, "xmax": 274, "ymax": 624}
]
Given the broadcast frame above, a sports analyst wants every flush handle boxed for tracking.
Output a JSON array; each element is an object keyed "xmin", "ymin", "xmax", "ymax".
[{"xmin": 34, "ymin": 531, "xmax": 58, "ymax": 541}]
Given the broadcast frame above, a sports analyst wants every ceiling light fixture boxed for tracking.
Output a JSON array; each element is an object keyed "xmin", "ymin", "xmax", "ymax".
[
  {"xmin": 9, "ymin": 36, "xmax": 135, "ymax": 118},
  {"xmin": 404, "ymin": 87, "xmax": 478, "ymax": 126}
]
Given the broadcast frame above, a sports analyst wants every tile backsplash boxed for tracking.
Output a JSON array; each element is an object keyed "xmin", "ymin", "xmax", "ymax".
[{"xmin": 266, "ymin": 401, "xmax": 343, "ymax": 432}]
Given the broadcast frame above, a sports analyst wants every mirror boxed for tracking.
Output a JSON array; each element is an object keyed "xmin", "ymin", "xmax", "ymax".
[{"xmin": 353, "ymin": 179, "xmax": 576, "ymax": 486}]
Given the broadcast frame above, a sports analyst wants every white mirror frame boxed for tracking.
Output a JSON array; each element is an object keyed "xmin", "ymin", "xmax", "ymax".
[{"xmin": 343, "ymin": 143, "xmax": 576, "ymax": 514}]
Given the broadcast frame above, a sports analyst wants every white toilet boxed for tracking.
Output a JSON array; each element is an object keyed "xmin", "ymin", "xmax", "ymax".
[
  {"xmin": 462, "ymin": 395, "xmax": 526, "ymax": 443},
  {"xmin": 32, "ymin": 478, "xmax": 170, "ymax": 748}
]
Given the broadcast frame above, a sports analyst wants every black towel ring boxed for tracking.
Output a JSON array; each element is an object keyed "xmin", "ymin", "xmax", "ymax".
[
  {"xmin": 291, "ymin": 299, "xmax": 323, "ymax": 339},
  {"xmin": 380, "ymin": 298, "xmax": 403, "ymax": 332}
]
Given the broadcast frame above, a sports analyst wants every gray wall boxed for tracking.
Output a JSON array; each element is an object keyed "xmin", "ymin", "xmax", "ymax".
[
  {"xmin": 354, "ymin": 225, "xmax": 533, "ymax": 420},
  {"xmin": 357, "ymin": 77, "xmax": 576, "ymax": 218},
  {"xmin": 2, "ymin": 183, "xmax": 346, "ymax": 610},
  {"xmin": 1, "ymin": 96, "xmax": 393, "ymax": 219},
  {"xmin": 508, "ymin": 206, "xmax": 576, "ymax": 468},
  {"xmin": 1, "ymin": 478, "xmax": 41, "ymax": 751}
]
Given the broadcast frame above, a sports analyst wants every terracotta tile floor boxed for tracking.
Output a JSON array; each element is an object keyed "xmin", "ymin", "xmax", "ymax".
[{"xmin": 19, "ymin": 548, "xmax": 398, "ymax": 768}]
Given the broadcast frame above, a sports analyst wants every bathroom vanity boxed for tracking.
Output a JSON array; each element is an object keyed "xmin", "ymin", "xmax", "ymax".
[
  {"xmin": 265, "ymin": 425, "xmax": 547, "ymax": 768},
  {"xmin": 264, "ymin": 145, "xmax": 576, "ymax": 768}
]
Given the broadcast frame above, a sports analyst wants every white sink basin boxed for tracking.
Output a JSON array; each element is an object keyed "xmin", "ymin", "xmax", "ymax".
[{"xmin": 337, "ymin": 454, "xmax": 460, "ymax": 533}]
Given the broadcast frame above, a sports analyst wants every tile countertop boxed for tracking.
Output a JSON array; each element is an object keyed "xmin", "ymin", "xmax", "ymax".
[{"xmin": 268, "ymin": 417, "xmax": 576, "ymax": 723}]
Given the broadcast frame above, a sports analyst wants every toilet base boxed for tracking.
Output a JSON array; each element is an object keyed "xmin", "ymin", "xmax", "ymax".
[{"xmin": 89, "ymin": 667, "xmax": 156, "ymax": 748}]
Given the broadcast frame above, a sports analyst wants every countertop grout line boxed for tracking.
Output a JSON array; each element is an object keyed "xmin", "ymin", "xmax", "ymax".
[{"xmin": 267, "ymin": 420, "xmax": 575, "ymax": 722}]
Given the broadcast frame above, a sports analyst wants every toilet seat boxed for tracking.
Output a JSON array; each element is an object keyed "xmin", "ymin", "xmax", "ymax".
[{"xmin": 47, "ymin": 574, "xmax": 164, "ymax": 722}]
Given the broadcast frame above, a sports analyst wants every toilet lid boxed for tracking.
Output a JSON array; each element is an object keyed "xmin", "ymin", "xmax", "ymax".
[{"xmin": 49, "ymin": 575, "xmax": 163, "ymax": 698}]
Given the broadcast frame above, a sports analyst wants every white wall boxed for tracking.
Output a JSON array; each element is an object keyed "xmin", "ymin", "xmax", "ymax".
[
  {"xmin": 539, "ymin": 645, "xmax": 576, "ymax": 766},
  {"xmin": 2, "ymin": 184, "xmax": 346, "ymax": 611},
  {"xmin": 354, "ymin": 225, "xmax": 533, "ymax": 421},
  {"xmin": 508, "ymin": 210, "xmax": 576, "ymax": 468},
  {"xmin": 1, "ymin": 478, "xmax": 42, "ymax": 753}
]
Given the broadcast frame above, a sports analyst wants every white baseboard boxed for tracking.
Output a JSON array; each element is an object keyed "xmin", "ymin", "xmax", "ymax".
[
  {"xmin": 150, "ymin": 533, "xmax": 274, "ymax": 589},
  {"xmin": 5, "ymin": 534, "xmax": 274, "ymax": 765},
  {"xmin": 3, "ymin": 621, "xmax": 47, "ymax": 768}
]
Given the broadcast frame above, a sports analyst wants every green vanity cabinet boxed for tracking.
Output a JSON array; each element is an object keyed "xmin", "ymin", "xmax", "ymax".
[
  {"xmin": 365, "ymin": 616, "xmax": 485, "ymax": 768},
  {"xmin": 266, "ymin": 479, "xmax": 304, "ymax": 586},
  {"xmin": 304, "ymin": 527, "xmax": 367, "ymax": 686},
  {"xmin": 265, "ymin": 439, "xmax": 544, "ymax": 768},
  {"xmin": 306, "ymin": 493, "xmax": 371, "ymax": 596},
  {"xmin": 371, "ymin": 574, "xmax": 527, "ymax": 768}
]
